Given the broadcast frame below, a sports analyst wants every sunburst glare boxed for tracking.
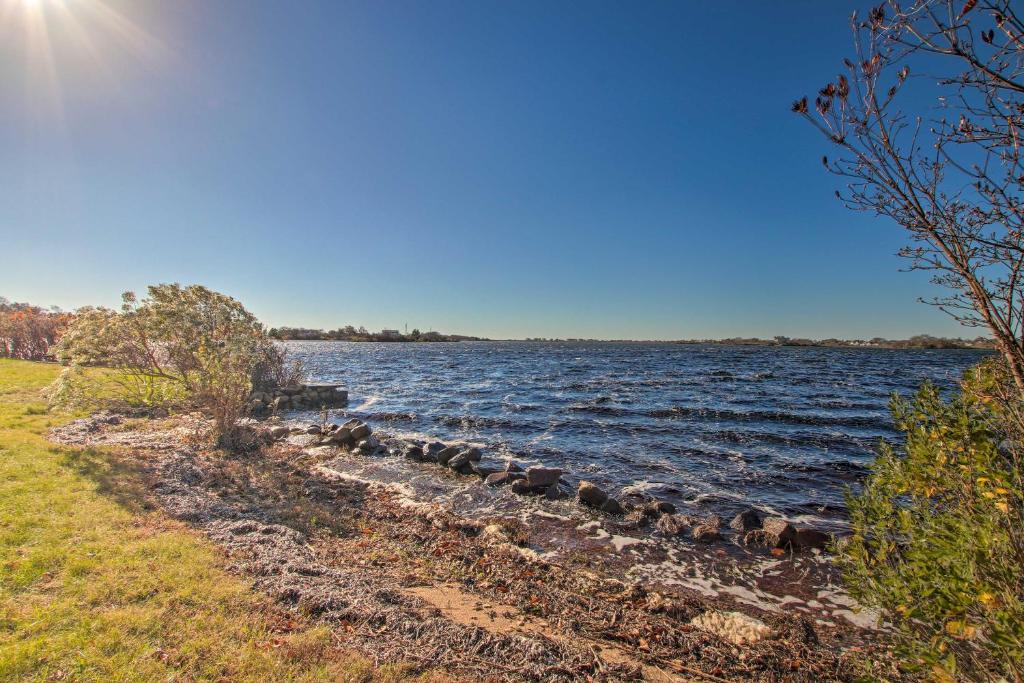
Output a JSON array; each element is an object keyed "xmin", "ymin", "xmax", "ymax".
[{"xmin": 0, "ymin": 0, "xmax": 165, "ymax": 125}]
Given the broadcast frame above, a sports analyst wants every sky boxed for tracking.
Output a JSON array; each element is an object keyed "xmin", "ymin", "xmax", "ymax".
[{"xmin": 0, "ymin": 0, "xmax": 978, "ymax": 340}]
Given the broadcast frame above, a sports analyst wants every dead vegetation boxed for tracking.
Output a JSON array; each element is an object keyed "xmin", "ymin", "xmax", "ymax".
[{"xmin": 51, "ymin": 413, "xmax": 903, "ymax": 681}]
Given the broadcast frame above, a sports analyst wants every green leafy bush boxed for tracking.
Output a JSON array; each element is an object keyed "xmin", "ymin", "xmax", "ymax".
[
  {"xmin": 838, "ymin": 362, "xmax": 1024, "ymax": 680},
  {"xmin": 49, "ymin": 284, "xmax": 297, "ymax": 447}
]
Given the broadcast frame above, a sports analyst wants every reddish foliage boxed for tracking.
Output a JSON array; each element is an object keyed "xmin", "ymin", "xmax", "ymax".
[{"xmin": 0, "ymin": 298, "xmax": 73, "ymax": 361}]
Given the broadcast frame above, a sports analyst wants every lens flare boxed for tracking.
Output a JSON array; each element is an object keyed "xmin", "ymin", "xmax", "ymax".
[{"xmin": 1, "ymin": 0, "xmax": 165, "ymax": 125}]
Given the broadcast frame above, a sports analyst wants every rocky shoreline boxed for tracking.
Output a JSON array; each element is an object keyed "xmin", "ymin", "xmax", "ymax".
[
  {"xmin": 278, "ymin": 416, "xmax": 836, "ymax": 557},
  {"xmin": 49, "ymin": 411, "xmax": 898, "ymax": 681}
]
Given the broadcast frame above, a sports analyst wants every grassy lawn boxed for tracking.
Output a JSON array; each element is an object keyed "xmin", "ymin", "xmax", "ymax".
[{"xmin": 0, "ymin": 359, "xmax": 425, "ymax": 683}]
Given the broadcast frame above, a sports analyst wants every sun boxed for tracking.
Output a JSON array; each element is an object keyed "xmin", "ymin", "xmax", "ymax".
[{"xmin": 2, "ymin": 0, "xmax": 165, "ymax": 123}]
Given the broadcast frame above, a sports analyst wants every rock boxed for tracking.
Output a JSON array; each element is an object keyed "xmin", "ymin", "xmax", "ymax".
[
  {"xmin": 761, "ymin": 517, "xmax": 797, "ymax": 548},
  {"xmin": 485, "ymin": 471, "xmax": 524, "ymax": 487},
  {"xmin": 730, "ymin": 509, "xmax": 763, "ymax": 533},
  {"xmin": 436, "ymin": 446, "xmax": 460, "ymax": 466},
  {"xmin": 692, "ymin": 519, "xmax": 722, "ymax": 543},
  {"xmin": 462, "ymin": 447, "xmax": 482, "ymax": 462},
  {"xmin": 325, "ymin": 423, "xmax": 340, "ymax": 433},
  {"xmin": 403, "ymin": 444, "xmax": 424, "ymax": 460},
  {"xmin": 642, "ymin": 499, "xmax": 676, "ymax": 517},
  {"xmin": 447, "ymin": 450, "xmax": 474, "ymax": 470},
  {"xmin": 356, "ymin": 436, "xmax": 380, "ymax": 454},
  {"xmin": 510, "ymin": 478, "xmax": 533, "ymax": 495},
  {"xmin": 269, "ymin": 426, "xmax": 290, "ymax": 440},
  {"xmin": 323, "ymin": 427, "xmax": 352, "ymax": 446},
  {"xmin": 504, "ymin": 461, "xmax": 524, "ymax": 473},
  {"xmin": 656, "ymin": 514, "xmax": 690, "ymax": 536},
  {"xmin": 600, "ymin": 497, "xmax": 625, "ymax": 515},
  {"xmin": 794, "ymin": 528, "xmax": 831, "ymax": 550},
  {"xmin": 577, "ymin": 481, "xmax": 609, "ymax": 508},
  {"xmin": 342, "ymin": 418, "xmax": 362, "ymax": 429},
  {"xmin": 545, "ymin": 484, "xmax": 568, "ymax": 500},
  {"xmin": 420, "ymin": 442, "xmax": 444, "ymax": 462},
  {"xmin": 470, "ymin": 462, "xmax": 499, "ymax": 478},
  {"xmin": 525, "ymin": 467, "xmax": 562, "ymax": 488},
  {"xmin": 742, "ymin": 529, "xmax": 775, "ymax": 548},
  {"xmin": 350, "ymin": 423, "xmax": 371, "ymax": 441},
  {"xmin": 305, "ymin": 424, "xmax": 322, "ymax": 435},
  {"xmin": 485, "ymin": 472, "xmax": 508, "ymax": 487}
]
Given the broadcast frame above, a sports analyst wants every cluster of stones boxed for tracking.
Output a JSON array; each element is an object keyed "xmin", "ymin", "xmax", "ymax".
[
  {"xmin": 265, "ymin": 418, "xmax": 832, "ymax": 553},
  {"xmin": 268, "ymin": 417, "xmax": 378, "ymax": 453},
  {"xmin": 648, "ymin": 507, "xmax": 830, "ymax": 550},
  {"xmin": 250, "ymin": 384, "xmax": 349, "ymax": 414}
]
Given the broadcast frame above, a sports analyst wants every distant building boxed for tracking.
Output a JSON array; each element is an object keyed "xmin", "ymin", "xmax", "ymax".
[{"xmin": 380, "ymin": 329, "xmax": 401, "ymax": 338}]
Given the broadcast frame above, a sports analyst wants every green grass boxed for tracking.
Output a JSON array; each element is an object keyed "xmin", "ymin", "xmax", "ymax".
[{"xmin": 0, "ymin": 359, "xmax": 429, "ymax": 683}]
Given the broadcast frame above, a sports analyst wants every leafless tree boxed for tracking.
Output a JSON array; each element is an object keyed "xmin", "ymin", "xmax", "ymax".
[{"xmin": 795, "ymin": 0, "xmax": 1024, "ymax": 390}]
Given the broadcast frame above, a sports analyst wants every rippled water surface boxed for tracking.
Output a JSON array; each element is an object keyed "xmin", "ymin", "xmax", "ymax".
[{"xmin": 287, "ymin": 341, "xmax": 988, "ymax": 530}]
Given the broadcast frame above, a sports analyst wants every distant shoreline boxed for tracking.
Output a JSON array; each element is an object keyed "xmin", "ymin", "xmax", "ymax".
[{"xmin": 277, "ymin": 336, "xmax": 994, "ymax": 350}]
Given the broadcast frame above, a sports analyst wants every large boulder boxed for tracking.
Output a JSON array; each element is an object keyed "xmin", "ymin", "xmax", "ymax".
[
  {"xmin": 350, "ymin": 423, "xmax": 372, "ymax": 441},
  {"xmin": 525, "ymin": 467, "xmax": 562, "ymax": 489},
  {"xmin": 269, "ymin": 425, "xmax": 290, "ymax": 440},
  {"xmin": 730, "ymin": 509, "xmax": 763, "ymax": 533},
  {"xmin": 403, "ymin": 444, "xmax": 424, "ymax": 460},
  {"xmin": 577, "ymin": 481, "xmax": 609, "ymax": 508}
]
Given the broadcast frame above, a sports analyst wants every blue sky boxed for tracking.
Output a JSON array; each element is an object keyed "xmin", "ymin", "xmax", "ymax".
[{"xmin": 0, "ymin": 0, "xmax": 973, "ymax": 340}]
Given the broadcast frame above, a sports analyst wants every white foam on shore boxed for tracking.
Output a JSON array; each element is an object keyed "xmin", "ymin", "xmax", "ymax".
[{"xmin": 354, "ymin": 395, "xmax": 381, "ymax": 411}]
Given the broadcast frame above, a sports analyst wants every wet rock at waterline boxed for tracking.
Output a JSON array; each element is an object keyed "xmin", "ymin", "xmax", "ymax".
[
  {"xmin": 485, "ymin": 471, "xmax": 524, "ymax": 487},
  {"xmin": 599, "ymin": 497, "xmax": 625, "ymax": 515},
  {"xmin": 524, "ymin": 466, "xmax": 562, "ymax": 489},
  {"xmin": 436, "ymin": 446, "xmax": 460, "ymax": 466},
  {"xmin": 577, "ymin": 481, "xmax": 608, "ymax": 508},
  {"xmin": 644, "ymin": 500, "xmax": 676, "ymax": 517},
  {"xmin": 691, "ymin": 515, "xmax": 722, "ymax": 543},
  {"xmin": 794, "ymin": 527, "xmax": 831, "ymax": 550},
  {"xmin": 761, "ymin": 517, "xmax": 797, "ymax": 547},
  {"xmin": 447, "ymin": 450, "xmax": 474, "ymax": 471},
  {"xmin": 470, "ymin": 462, "xmax": 499, "ymax": 478},
  {"xmin": 730, "ymin": 509, "xmax": 763, "ymax": 534},
  {"xmin": 655, "ymin": 514, "xmax": 690, "ymax": 537}
]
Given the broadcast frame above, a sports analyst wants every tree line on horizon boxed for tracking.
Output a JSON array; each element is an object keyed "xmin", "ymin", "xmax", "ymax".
[{"xmin": 267, "ymin": 325, "xmax": 486, "ymax": 342}]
